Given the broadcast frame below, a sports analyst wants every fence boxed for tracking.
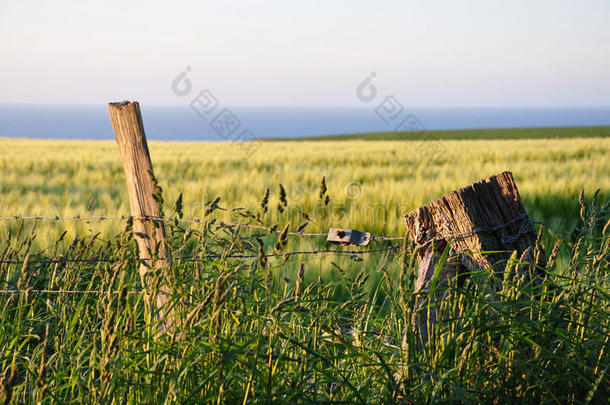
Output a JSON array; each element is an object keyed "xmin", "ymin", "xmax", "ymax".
[
  {"xmin": 0, "ymin": 213, "xmax": 405, "ymax": 296},
  {"xmin": 0, "ymin": 101, "xmax": 553, "ymax": 337}
]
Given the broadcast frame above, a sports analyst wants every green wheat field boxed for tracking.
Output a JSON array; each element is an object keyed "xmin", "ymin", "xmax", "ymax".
[{"xmin": 0, "ymin": 132, "xmax": 609, "ymax": 403}]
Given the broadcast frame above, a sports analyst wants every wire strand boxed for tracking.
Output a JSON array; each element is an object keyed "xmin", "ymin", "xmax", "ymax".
[
  {"xmin": 0, "ymin": 215, "xmax": 403, "ymax": 241},
  {"xmin": 0, "ymin": 245, "xmax": 403, "ymax": 265}
]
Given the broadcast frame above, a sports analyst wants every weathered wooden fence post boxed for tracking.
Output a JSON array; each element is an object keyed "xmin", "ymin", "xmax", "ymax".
[
  {"xmin": 108, "ymin": 101, "xmax": 173, "ymax": 332},
  {"xmin": 405, "ymin": 171, "xmax": 542, "ymax": 339}
]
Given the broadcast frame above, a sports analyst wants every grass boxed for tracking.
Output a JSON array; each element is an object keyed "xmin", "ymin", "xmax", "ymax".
[
  {"xmin": 0, "ymin": 181, "xmax": 608, "ymax": 403},
  {"xmin": 0, "ymin": 135, "xmax": 609, "ymax": 402},
  {"xmin": 265, "ymin": 126, "xmax": 610, "ymax": 141}
]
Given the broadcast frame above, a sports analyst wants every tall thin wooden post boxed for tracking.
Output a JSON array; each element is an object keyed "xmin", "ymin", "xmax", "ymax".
[{"xmin": 108, "ymin": 101, "xmax": 172, "ymax": 331}]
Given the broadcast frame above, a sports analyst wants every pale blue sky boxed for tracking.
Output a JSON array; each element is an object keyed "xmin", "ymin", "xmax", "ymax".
[{"xmin": 1, "ymin": 0, "xmax": 609, "ymax": 106}]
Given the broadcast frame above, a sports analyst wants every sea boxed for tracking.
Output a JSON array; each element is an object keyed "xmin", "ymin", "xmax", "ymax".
[{"xmin": 0, "ymin": 104, "xmax": 609, "ymax": 141}]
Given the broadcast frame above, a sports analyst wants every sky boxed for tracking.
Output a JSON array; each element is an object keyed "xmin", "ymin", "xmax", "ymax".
[{"xmin": 1, "ymin": 0, "xmax": 609, "ymax": 107}]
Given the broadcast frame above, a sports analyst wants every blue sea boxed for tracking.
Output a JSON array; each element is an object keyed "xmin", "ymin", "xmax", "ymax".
[{"xmin": 0, "ymin": 104, "xmax": 609, "ymax": 141}]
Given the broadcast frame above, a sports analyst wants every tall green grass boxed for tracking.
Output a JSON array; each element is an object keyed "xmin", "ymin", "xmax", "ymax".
[{"xmin": 0, "ymin": 182, "xmax": 608, "ymax": 403}]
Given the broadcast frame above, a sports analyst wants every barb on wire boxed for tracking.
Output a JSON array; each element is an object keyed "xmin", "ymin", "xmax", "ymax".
[{"xmin": 372, "ymin": 235, "xmax": 405, "ymax": 242}]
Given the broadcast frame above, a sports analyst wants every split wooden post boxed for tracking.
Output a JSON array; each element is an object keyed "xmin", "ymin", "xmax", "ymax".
[
  {"xmin": 405, "ymin": 171, "xmax": 542, "ymax": 338},
  {"xmin": 108, "ymin": 101, "xmax": 172, "ymax": 331}
]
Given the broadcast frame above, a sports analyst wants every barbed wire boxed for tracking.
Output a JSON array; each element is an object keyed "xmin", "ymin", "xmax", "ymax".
[
  {"xmin": 0, "ymin": 209, "xmax": 559, "ymax": 295},
  {"xmin": 0, "ymin": 289, "xmax": 140, "ymax": 295},
  {"xmin": 0, "ymin": 212, "xmax": 553, "ymax": 266},
  {"xmin": 0, "ymin": 245, "xmax": 403, "ymax": 295},
  {"xmin": 413, "ymin": 213, "xmax": 544, "ymax": 249},
  {"xmin": 0, "ymin": 213, "xmax": 559, "ymax": 296},
  {"xmin": 0, "ymin": 215, "xmax": 134, "ymax": 221},
  {"xmin": 0, "ymin": 214, "xmax": 404, "ymax": 241},
  {"xmin": 0, "ymin": 244, "xmax": 403, "ymax": 265}
]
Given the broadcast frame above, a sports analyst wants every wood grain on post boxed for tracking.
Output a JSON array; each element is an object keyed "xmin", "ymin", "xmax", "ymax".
[
  {"xmin": 405, "ymin": 171, "xmax": 539, "ymax": 289},
  {"xmin": 108, "ymin": 101, "xmax": 172, "ymax": 331},
  {"xmin": 405, "ymin": 171, "xmax": 542, "ymax": 339}
]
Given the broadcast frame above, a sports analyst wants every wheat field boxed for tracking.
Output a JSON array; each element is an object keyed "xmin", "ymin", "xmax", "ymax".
[{"xmin": 1, "ymin": 136, "xmax": 608, "ymax": 243}]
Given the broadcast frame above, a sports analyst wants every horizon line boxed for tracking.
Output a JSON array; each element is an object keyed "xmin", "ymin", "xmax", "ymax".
[{"xmin": 1, "ymin": 102, "xmax": 610, "ymax": 109}]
